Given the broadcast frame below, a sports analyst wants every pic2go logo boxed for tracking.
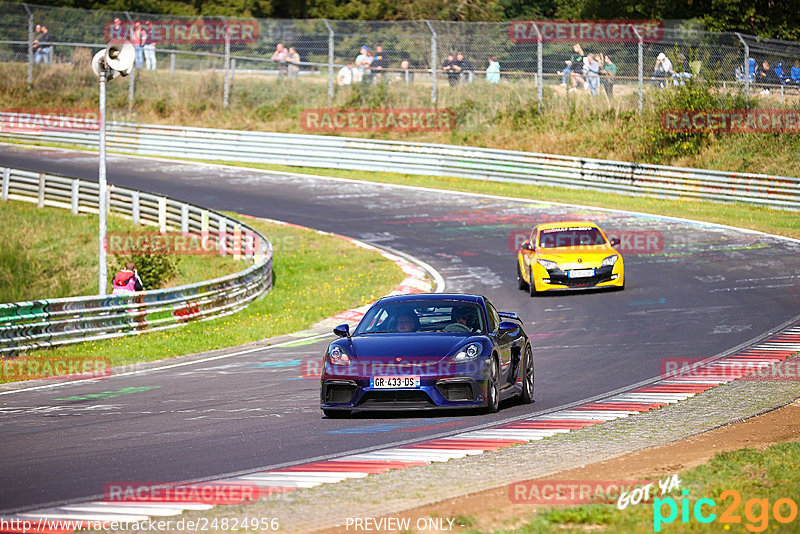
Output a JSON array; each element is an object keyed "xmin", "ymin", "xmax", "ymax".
[{"xmin": 654, "ymin": 489, "xmax": 800, "ymax": 532}]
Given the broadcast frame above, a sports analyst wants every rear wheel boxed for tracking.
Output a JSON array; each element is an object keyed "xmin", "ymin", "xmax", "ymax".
[
  {"xmin": 484, "ymin": 358, "xmax": 500, "ymax": 413},
  {"xmin": 517, "ymin": 260, "xmax": 528, "ymax": 290},
  {"xmin": 520, "ymin": 345, "xmax": 534, "ymax": 404},
  {"xmin": 323, "ymin": 409, "xmax": 350, "ymax": 418}
]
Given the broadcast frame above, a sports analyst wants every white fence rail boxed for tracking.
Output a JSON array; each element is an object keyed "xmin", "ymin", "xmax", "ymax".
[
  {"xmin": 0, "ymin": 166, "xmax": 273, "ymax": 355},
  {"xmin": 1, "ymin": 118, "xmax": 798, "ymax": 209}
]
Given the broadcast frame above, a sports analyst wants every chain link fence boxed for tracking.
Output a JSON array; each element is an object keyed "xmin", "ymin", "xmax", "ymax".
[{"xmin": 2, "ymin": 2, "xmax": 800, "ymax": 119}]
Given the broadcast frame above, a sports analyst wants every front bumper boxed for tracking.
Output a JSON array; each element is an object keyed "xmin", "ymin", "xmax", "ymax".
[
  {"xmin": 321, "ymin": 360, "xmax": 491, "ymax": 412},
  {"xmin": 533, "ymin": 264, "xmax": 623, "ymax": 291}
]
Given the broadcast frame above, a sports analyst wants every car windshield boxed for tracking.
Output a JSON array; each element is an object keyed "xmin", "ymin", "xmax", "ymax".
[
  {"xmin": 354, "ymin": 300, "xmax": 486, "ymax": 335},
  {"xmin": 539, "ymin": 226, "xmax": 606, "ymax": 248}
]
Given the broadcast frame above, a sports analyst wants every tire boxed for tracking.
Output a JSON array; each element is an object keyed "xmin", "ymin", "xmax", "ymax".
[
  {"xmin": 517, "ymin": 260, "xmax": 528, "ymax": 290},
  {"xmin": 519, "ymin": 345, "xmax": 534, "ymax": 404},
  {"xmin": 484, "ymin": 358, "xmax": 500, "ymax": 414},
  {"xmin": 528, "ymin": 266, "xmax": 539, "ymax": 297},
  {"xmin": 323, "ymin": 409, "xmax": 350, "ymax": 418}
]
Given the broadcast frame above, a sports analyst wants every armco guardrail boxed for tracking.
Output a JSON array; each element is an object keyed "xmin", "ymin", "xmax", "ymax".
[
  {"xmin": 1, "ymin": 116, "xmax": 798, "ymax": 209},
  {"xmin": 0, "ymin": 166, "xmax": 273, "ymax": 355}
]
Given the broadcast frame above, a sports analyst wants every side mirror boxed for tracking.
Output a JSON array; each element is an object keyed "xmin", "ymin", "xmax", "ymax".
[
  {"xmin": 521, "ymin": 241, "xmax": 534, "ymax": 251},
  {"xmin": 609, "ymin": 237, "xmax": 620, "ymax": 247},
  {"xmin": 333, "ymin": 324, "xmax": 350, "ymax": 338},
  {"xmin": 498, "ymin": 321, "xmax": 519, "ymax": 337}
]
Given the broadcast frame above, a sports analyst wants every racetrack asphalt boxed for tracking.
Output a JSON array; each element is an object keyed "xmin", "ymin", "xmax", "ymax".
[{"xmin": 1, "ymin": 144, "xmax": 799, "ymax": 514}]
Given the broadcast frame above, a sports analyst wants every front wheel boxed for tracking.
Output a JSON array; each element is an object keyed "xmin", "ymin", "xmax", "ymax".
[
  {"xmin": 483, "ymin": 358, "xmax": 500, "ymax": 414},
  {"xmin": 517, "ymin": 260, "xmax": 528, "ymax": 290},
  {"xmin": 520, "ymin": 345, "xmax": 534, "ymax": 404},
  {"xmin": 529, "ymin": 266, "xmax": 539, "ymax": 297}
]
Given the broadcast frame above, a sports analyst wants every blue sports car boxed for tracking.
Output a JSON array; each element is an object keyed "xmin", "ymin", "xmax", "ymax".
[{"xmin": 320, "ymin": 293, "xmax": 533, "ymax": 417}]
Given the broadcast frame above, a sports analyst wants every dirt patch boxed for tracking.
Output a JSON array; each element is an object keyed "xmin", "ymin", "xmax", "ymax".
[{"xmin": 314, "ymin": 398, "xmax": 800, "ymax": 533}]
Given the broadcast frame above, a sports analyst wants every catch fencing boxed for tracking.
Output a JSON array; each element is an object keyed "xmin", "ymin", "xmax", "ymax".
[
  {"xmin": 0, "ymin": 166, "xmax": 273, "ymax": 355},
  {"xmin": 2, "ymin": 2, "xmax": 800, "ymax": 112},
  {"xmin": 1, "ymin": 118, "xmax": 797, "ymax": 209}
]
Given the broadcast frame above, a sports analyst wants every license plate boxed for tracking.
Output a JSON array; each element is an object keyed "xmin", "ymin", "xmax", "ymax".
[
  {"xmin": 371, "ymin": 376, "xmax": 420, "ymax": 389},
  {"xmin": 568, "ymin": 269, "xmax": 595, "ymax": 278}
]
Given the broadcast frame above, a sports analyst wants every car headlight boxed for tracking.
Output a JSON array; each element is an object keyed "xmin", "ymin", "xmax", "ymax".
[
  {"xmin": 453, "ymin": 342, "xmax": 483, "ymax": 363},
  {"xmin": 328, "ymin": 344, "xmax": 351, "ymax": 366},
  {"xmin": 601, "ymin": 254, "xmax": 619, "ymax": 267},
  {"xmin": 537, "ymin": 258, "xmax": 559, "ymax": 270}
]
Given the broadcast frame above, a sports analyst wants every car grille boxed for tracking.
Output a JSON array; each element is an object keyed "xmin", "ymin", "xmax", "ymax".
[
  {"xmin": 360, "ymin": 390, "xmax": 434, "ymax": 406},
  {"xmin": 548, "ymin": 265, "xmax": 614, "ymax": 287}
]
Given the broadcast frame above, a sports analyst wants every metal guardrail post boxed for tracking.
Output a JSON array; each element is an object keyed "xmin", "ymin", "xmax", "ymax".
[
  {"xmin": 222, "ymin": 17, "xmax": 230, "ymax": 108},
  {"xmin": 218, "ymin": 217, "xmax": 227, "ymax": 255},
  {"xmin": 71, "ymin": 179, "xmax": 79, "ymax": 214},
  {"xmin": 37, "ymin": 172, "xmax": 45, "ymax": 207},
  {"xmin": 2, "ymin": 168, "xmax": 9, "ymax": 201},
  {"xmin": 131, "ymin": 190, "xmax": 140, "ymax": 224},
  {"xmin": 201, "ymin": 210, "xmax": 209, "ymax": 235},
  {"xmin": 158, "ymin": 197, "xmax": 167, "ymax": 233},
  {"xmin": 735, "ymin": 32, "xmax": 750, "ymax": 108},
  {"xmin": 22, "ymin": 3, "xmax": 32, "ymax": 86},
  {"xmin": 631, "ymin": 25, "xmax": 643, "ymax": 113},
  {"xmin": 181, "ymin": 203, "xmax": 189, "ymax": 233},
  {"xmin": 531, "ymin": 23, "xmax": 543, "ymax": 112},
  {"xmin": 425, "ymin": 20, "xmax": 437, "ymax": 105},
  {"xmin": 323, "ymin": 19, "xmax": 334, "ymax": 105}
]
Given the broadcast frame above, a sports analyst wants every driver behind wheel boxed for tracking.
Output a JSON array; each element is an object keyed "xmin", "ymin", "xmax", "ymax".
[{"xmin": 444, "ymin": 306, "xmax": 473, "ymax": 332}]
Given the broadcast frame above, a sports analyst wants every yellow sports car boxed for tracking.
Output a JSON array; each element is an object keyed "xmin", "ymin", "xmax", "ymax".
[{"xmin": 516, "ymin": 221, "xmax": 624, "ymax": 295}]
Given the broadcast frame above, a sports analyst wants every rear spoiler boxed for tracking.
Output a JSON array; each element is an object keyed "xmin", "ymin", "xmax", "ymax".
[{"xmin": 498, "ymin": 311, "xmax": 521, "ymax": 322}]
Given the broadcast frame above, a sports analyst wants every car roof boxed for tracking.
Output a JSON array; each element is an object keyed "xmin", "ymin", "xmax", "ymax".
[
  {"xmin": 535, "ymin": 220, "xmax": 602, "ymax": 231},
  {"xmin": 375, "ymin": 293, "xmax": 484, "ymax": 305}
]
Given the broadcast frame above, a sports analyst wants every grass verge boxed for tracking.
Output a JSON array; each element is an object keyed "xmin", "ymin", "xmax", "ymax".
[
  {"xmin": 0, "ymin": 199, "xmax": 240, "ymax": 302},
  {"xmin": 480, "ymin": 439, "xmax": 800, "ymax": 533},
  {"xmin": 4, "ymin": 215, "xmax": 404, "ymax": 382}
]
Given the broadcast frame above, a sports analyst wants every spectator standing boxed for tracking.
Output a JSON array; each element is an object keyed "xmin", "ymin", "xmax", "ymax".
[
  {"xmin": 271, "ymin": 43, "xmax": 289, "ymax": 76},
  {"xmin": 286, "ymin": 47, "xmax": 300, "ymax": 79},
  {"xmin": 442, "ymin": 54, "xmax": 460, "ymax": 86},
  {"xmin": 355, "ymin": 46, "xmax": 370, "ymax": 84},
  {"xmin": 143, "ymin": 21, "xmax": 156, "ymax": 70},
  {"xmin": 337, "ymin": 61, "xmax": 354, "ymax": 86},
  {"xmin": 398, "ymin": 59, "xmax": 414, "ymax": 85},
  {"xmin": 601, "ymin": 54, "xmax": 616, "ymax": 97},
  {"xmin": 456, "ymin": 52, "xmax": 474, "ymax": 84},
  {"xmin": 486, "ymin": 56, "xmax": 500, "ymax": 84},
  {"xmin": 132, "ymin": 21, "xmax": 145, "ymax": 69},
  {"xmin": 32, "ymin": 24, "xmax": 44, "ymax": 65},
  {"xmin": 371, "ymin": 45, "xmax": 388, "ymax": 81},
  {"xmin": 110, "ymin": 17, "xmax": 125, "ymax": 40},
  {"xmin": 35, "ymin": 26, "xmax": 54, "ymax": 65},
  {"xmin": 586, "ymin": 53, "xmax": 601, "ymax": 96}
]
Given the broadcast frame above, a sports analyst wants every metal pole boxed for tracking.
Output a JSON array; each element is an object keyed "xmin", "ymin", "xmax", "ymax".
[
  {"xmin": 22, "ymin": 3, "xmax": 32, "ymax": 86},
  {"xmin": 170, "ymin": 52, "xmax": 175, "ymax": 75},
  {"xmin": 735, "ymin": 33, "xmax": 750, "ymax": 108},
  {"xmin": 98, "ymin": 70, "xmax": 108, "ymax": 296},
  {"xmin": 222, "ymin": 17, "xmax": 230, "ymax": 108},
  {"xmin": 631, "ymin": 25, "xmax": 643, "ymax": 113},
  {"xmin": 124, "ymin": 12, "xmax": 134, "ymax": 112},
  {"xmin": 425, "ymin": 20, "xmax": 437, "ymax": 105},
  {"xmin": 323, "ymin": 19, "xmax": 334, "ymax": 104},
  {"xmin": 532, "ymin": 23, "xmax": 542, "ymax": 111}
]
